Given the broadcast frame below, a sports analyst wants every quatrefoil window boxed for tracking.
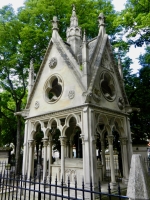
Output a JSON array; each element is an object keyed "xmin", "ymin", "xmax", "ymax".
[
  {"xmin": 44, "ymin": 75, "xmax": 63, "ymax": 103},
  {"xmin": 100, "ymin": 71, "xmax": 116, "ymax": 101}
]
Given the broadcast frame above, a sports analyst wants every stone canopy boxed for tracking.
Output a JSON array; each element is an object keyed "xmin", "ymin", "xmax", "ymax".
[{"xmin": 21, "ymin": 5, "xmax": 133, "ymax": 188}]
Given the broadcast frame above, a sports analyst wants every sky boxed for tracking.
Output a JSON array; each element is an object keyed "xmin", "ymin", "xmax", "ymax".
[{"xmin": 0, "ymin": 0, "xmax": 145, "ymax": 73}]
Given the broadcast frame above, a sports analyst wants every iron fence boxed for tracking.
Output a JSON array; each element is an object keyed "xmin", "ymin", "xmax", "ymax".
[{"xmin": 0, "ymin": 171, "xmax": 129, "ymax": 200}]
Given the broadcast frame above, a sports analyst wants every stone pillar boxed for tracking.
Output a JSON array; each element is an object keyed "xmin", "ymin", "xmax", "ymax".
[
  {"xmin": 27, "ymin": 140, "xmax": 34, "ymax": 179},
  {"xmin": 48, "ymin": 139, "xmax": 52, "ymax": 176},
  {"xmin": 22, "ymin": 120, "xmax": 28, "ymax": 177},
  {"xmin": 107, "ymin": 135, "xmax": 116, "ymax": 186},
  {"xmin": 90, "ymin": 133, "xmax": 98, "ymax": 186},
  {"xmin": 120, "ymin": 137, "xmax": 129, "ymax": 183},
  {"xmin": 80, "ymin": 134, "xmax": 85, "ymax": 178},
  {"xmin": 89, "ymin": 109, "xmax": 98, "ymax": 188},
  {"xmin": 126, "ymin": 117, "xmax": 133, "ymax": 165},
  {"xmin": 66, "ymin": 140, "xmax": 69, "ymax": 158},
  {"xmin": 69, "ymin": 139, "xmax": 73, "ymax": 158},
  {"xmin": 127, "ymin": 154, "xmax": 150, "ymax": 200},
  {"xmin": 31, "ymin": 141, "xmax": 36, "ymax": 177},
  {"xmin": 42, "ymin": 138, "xmax": 48, "ymax": 180},
  {"xmin": 37, "ymin": 145, "xmax": 42, "ymax": 178},
  {"xmin": 82, "ymin": 107, "xmax": 91, "ymax": 187},
  {"xmin": 59, "ymin": 136, "xmax": 66, "ymax": 182},
  {"xmin": 101, "ymin": 140, "xmax": 106, "ymax": 178}
]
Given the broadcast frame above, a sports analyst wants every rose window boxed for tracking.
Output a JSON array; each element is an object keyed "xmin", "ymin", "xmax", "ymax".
[
  {"xmin": 44, "ymin": 75, "xmax": 63, "ymax": 103},
  {"xmin": 99, "ymin": 71, "xmax": 116, "ymax": 101}
]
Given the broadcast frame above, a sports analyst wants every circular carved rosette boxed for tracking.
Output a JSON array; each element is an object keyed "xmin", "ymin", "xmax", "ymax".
[
  {"xmin": 34, "ymin": 101, "xmax": 40, "ymax": 109},
  {"xmin": 49, "ymin": 57, "xmax": 57, "ymax": 69},
  {"xmin": 68, "ymin": 90, "xmax": 75, "ymax": 99}
]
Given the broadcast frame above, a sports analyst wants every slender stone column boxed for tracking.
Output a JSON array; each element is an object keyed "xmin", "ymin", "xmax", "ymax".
[
  {"xmin": 69, "ymin": 139, "xmax": 73, "ymax": 158},
  {"xmin": 66, "ymin": 140, "xmax": 69, "ymax": 158},
  {"xmin": 48, "ymin": 139, "xmax": 52, "ymax": 176},
  {"xmin": 101, "ymin": 140, "xmax": 106, "ymax": 177},
  {"xmin": 126, "ymin": 117, "xmax": 133, "ymax": 165},
  {"xmin": 42, "ymin": 138, "xmax": 48, "ymax": 180},
  {"xmin": 107, "ymin": 135, "xmax": 116, "ymax": 185},
  {"xmin": 82, "ymin": 107, "xmax": 91, "ymax": 187},
  {"xmin": 27, "ymin": 140, "xmax": 34, "ymax": 179},
  {"xmin": 31, "ymin": 141, "xmax": 36, "ymax": 177},
  {"xmin": 120, "ymin": 137, "xmax": 129, "ymax": 182},
  {"xmin": 80, "ymin": 134, "xmax": 85, "ymax": 178},
  {"xmin": 22, "ymin": 120, "xmax": 28, "ymax": 177},
  {"xmin": 59, "ymin": 136, "xmax": 66, "ymax": 182}
]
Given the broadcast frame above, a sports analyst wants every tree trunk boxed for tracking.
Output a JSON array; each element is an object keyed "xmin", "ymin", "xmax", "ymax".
[{"xmin": 15, "ymin": 115, "xmax": 22, "ymax": 175}]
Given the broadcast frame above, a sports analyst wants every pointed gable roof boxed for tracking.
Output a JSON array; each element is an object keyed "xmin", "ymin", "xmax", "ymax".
[
  {"xmin": 26, "ymin": 16, "xmax": 85, "ymax": 109},
  {"xmin": 26, "ymin": 9, "xmax": 129, "ymax": 110}
]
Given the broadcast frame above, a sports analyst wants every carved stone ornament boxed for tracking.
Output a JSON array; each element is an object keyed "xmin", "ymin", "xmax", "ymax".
[
  {"xmin": 107, "ymin": 135, "xmax": 114, "ymax": 145},
  {"xmin": 118, "ymin": 97, "xmax": 124, "ymax": 110},
  {"xmin": 34, "ymin": 101, "xmax": 39, "ymax": 109},
  {"xmin": 49, "ymin": 57, "xmax": 57, "ymax": 69},
  {"xmin": 120, "ymin": 137, "xmax": 127, "ymax": 145},
  {"xmin": 92, "ymin": 87, "xmax": 101, "ymax": 102},
  {"xmin": 68, "ymin": 90, "xmax": 75, "ymax": 99}
]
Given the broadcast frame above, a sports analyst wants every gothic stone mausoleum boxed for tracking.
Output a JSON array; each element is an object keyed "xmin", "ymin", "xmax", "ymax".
[{"xmin": 22, "ymin": 6, "xmax": 132, "ymax": 187}]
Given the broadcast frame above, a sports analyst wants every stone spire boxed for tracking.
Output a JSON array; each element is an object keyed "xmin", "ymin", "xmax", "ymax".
[
  {"xmin": 98, "ymin": 13, "xmax": 106, "ymax": 36},
  {"xmin": 28, "ymin": 58, "xmax": 34, "ymax": 100},
  {"xmin": 82, "ymin": 30, "xmax": 90, "ymax": 88},
  {"xmin": 70, "ymin": 4, "xmax": 78, "ymax": 27},
  {"xmin": 118, "ymin": 52, "xmax": 123, "ymax": 79},
  {"xmin": 66, "ymin": 5, "xmax": 82, "ymax": 56},
  {"xmin": 52, "ymin": 16, "xmax": 59, "ymax": 38}
]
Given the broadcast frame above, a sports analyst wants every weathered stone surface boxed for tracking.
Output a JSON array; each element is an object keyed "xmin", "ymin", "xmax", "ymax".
[{"xmin": 127, "ymin": 154, "xmax": 150, "ymax": 200}]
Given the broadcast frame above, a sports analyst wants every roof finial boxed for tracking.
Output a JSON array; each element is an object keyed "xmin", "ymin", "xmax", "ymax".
[
  {"xmin": 98, "ymin": 13, "xmax": 105, "ymax": 35},
  {"xmin": 30, "ymin": 58, "xmax": 34, "ymax": 69},
  {"xmin": 70, "ymin": 4, "xmax": 78, "ymax": 27},
  {"xmin": 52, "ymin": 16, "xmax": 59, "ymax": 31},
  {"xmin": 118, "ymin": 50, "xmax": 123, "ymax": 79},
  {"xmin": 83, "ymin": 29, "xmax": 87, "ymax": 43},
  {"xmin": 98, "ymin": 13, "xmax": 105, "ymax": 27}
]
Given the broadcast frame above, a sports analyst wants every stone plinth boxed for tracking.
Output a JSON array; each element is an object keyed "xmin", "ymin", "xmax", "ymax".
[{"xmin": 127, "ymin": 154, "xmax": 150, "ymax": 200}]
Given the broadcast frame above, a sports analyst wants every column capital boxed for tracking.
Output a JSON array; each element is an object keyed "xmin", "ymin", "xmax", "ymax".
[
  {"xmin": 107, "ymin": 135, "xmax": 114, "ymax": 145},
  {"xmin": 42, "ymin": 138, "xmax": 48, "ymax": 147},
  {"xmin": 59, "ymin": 136, "xmax": 67, "ymax": 146},
  {"xmin": 28, "ymin": 140, "xmax": 34, "ymax": 148},
  {"xmin": 120, "ymin": 137, "xmax": 128, "ymax": 145},
  {"xmin": 80, "ymin": 134, "xmax": 85, "ymax": 144},
  {"xmin": 48, "ymin": 139, "xmax": 53, "ymax": 146}
]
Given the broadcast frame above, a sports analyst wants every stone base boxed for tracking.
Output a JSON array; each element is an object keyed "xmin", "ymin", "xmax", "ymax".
[
  {"xmin": 122, "ymin": 178, "xmax": 128, "ymax": 185},
  {"xmin": 110, "ymin": 182, "xmax": 117, "ymax": 189}
]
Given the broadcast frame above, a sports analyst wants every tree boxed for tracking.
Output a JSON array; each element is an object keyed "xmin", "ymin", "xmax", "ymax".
[
  {"xmin": 115, "ymin": 0, "xmax": 150, "ymax": 47},
  {"xmin": 0, "ymin": 5, "xmax": 28, "ymax": 173},
  {"xmin": 124, "ymin": 47, "xmax": 150, "ymax": 143}
]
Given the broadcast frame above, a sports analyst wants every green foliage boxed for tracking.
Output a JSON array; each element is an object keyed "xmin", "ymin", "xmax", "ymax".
[
  {"xmin": 115, "ymin": 0, "xmax": 150, "ymax": 46},
  {"xmin": 122, "ymin": 47, "xmax": 150, "ymax": 143}
]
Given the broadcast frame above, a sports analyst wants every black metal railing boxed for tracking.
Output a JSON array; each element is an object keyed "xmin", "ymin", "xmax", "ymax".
[{"xmin": 0, "ymin": 171, "xmax": 129, "ymax": 200}]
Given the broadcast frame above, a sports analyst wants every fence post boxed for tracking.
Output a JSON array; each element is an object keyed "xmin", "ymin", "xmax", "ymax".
[{"xmin": 127, "ymin": 154, "xmax": 150, "ymax": 200}]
